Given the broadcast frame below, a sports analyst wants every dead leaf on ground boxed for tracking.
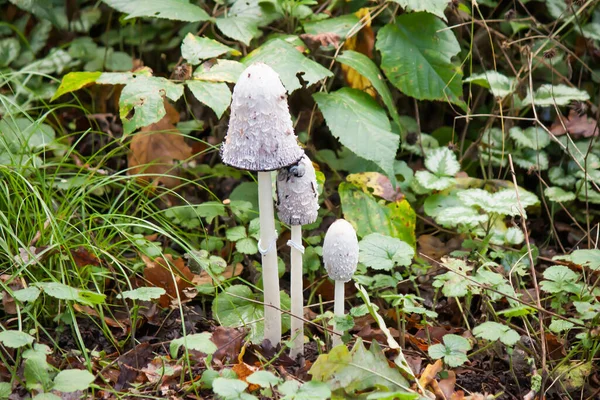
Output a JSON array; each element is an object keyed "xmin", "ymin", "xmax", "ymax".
[
  {"xmin": 142, "ymin": 254, "xmax": 195, "ymax": 308},
  {"xmin": 141, "ymin": 356, "xmax": 182, "ymax": 391},
  {"xmin": 73, "ymin": 304, "xmax": 129, "ymax": 334},
  {"xmin": 342, "ymin": 8, "xmax": 376, "ymax": 97},
  {"xmin": 128, "ymin": 101, "xmax": 192, "ymax": 189},
  {"xmin": 116, "ymin": 343, "xmax": 154, "ymax": 390},
  {"xmin": 419, "ymin": 359, "xmax": 443, "ymax": 388},
  {"xmin": 1, "ymin": 274, "xmax": 23, "ymax": 315},
  {"xmin": 232, "ymin": 344, "xmax": 260, "ymax": 391},
  {"xmin": 550, "ymin": 109, "xmax": 599, "ymax": 138},
  {"xmin": 299, "ymin": 32, "xmax": 340, "ymax": 51},
  {"xmin": 192, "ymin": 262, "xmax": 243, "ymax": 286},
  {"xmin": 211, "ymin": 326, "xmax": 247, "ymax": 363},
  {"xmin": 438, "ymin": 370, "xmax": 457, "ymax": 399},
  {"xmin": 347, "ymin": 172, "xmax": 404, "ymax": 201},
  {"xmin": 71, "ymin": 246, "xmax": 102, "ymax": 268}
]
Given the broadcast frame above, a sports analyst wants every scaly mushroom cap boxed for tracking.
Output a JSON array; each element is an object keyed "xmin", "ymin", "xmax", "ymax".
[
  {"xmin": 220, "ymin": 63, "xmax": 304, "ymax": 171},
  {"xmin": 322, "ymin": 219, "xmax": 359, "ymax": 282},
  {"xmin": 276, "ymin": 155, "xmax": 319, "ymax": 226}
]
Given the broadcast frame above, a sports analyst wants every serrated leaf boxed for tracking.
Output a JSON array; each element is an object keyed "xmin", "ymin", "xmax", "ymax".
[
  {"xmin": 425, "ymin": 147, "xmax": 460, "ymax": 176},
  {"xmin": 235, "ymin": 238, "xmax": 258, "ymax": 254},
  {"xmin": 186, "ymin": 81, "xmax": 231, "ymax": 118},
  {"xmin": 52, "ymin": 71, "xmax": 102, "ymax": 101},
  {"xmin": 279, "ymin": 380, "xmax": 332, "ymax": 400},
  {"xmin": 458, "ymin": 188, "xmax": 539, "ymax": 217},
  {"xmin": 464, "ymin": 70, "xmax": 515, "ymax": 98},
  {"xmin": 388, "ymin": 0, "xmax": 451, "ymax": 21},
  {"xmin": 377, "ymin": 12, "xmax": 463, "ymax": 106},
  {"xmin": 216, "ymin": 16, "xmax": 260, "ymax": 46},
  {"xmin": 415, "ymin": 170, "xmax": 455, "ymax": 191},
  {"xmin": 522, "ymin": 84, "xmax": 590, "ymax": 107},
  {"xmin": 549, "ymin": 318, "xmax": 574, "ymax": 333},
  {"xmin": 246, "ymin": 371, "xmax": 282, "ymax": 388},
  {"xmin": 472, "ymin": 322, "xmax": 520, "ymax": 346},
  {"xmin": 512, "ymin": 149, "xmax": 549, "ymax": 171},
  {"xmin": 243, "ymin": 38, "xmax": 333, "ymax": 93},
  {"xmin": 359, "ymin": 233, "xmax": 414, "ymax": 271},
  {"xmin": 0, "ymin": 330, "xmax": 34, "ymax": 348},
  {"xmin": 545, "ymin": 186, "xmax": 575, "ymax": 202},
  {"xmin": 212, "ymin": 378, "xmax": 253, "ymax": 400},
  {"xmin": 181, "ymin": 33, "xmax": 240, "ymax": 65},
  {"xmin": 314, "ymin": 88, "xmax": 399, "ymax": 180},
  {"xmin": 193, "ymin": 59, "xmax": 245, "ymax": 83},
  {"xmin": 504, "ymin": 227, "xmax": 524, "ymax": 245},
  {"xmin": 509, "ymin": 126, "xmax": 550, "ymax": 149},
  {"xmin": 436, "ymin": 206, "xmax": 488, "ymax": 228},
  {"xmin": 170, "ymin": 332, "xmax": 217, "ymax": 358},
  {"xmin": 570, "ymin": 249, "xmax": 600, "ymax": 270},
  {"xmin": 0, "ymin": 37, "xmax": 20, "ymax": 67},
  {"xmin": 226, "ymin": 226, "xmax": 247, "ymax": 242},
  {"xmin": 102, "ymin": 0, "xmax": 211, "ymax": 22},
  {"xmin": 119, "ymin": 287, "xmax": 166, "ymax": 301},
  {"xmin": 52, "ymin": 369, "xmax": 95, "ymax": 392},
  {"xmin": 428, "ymin": 334, "xmax": 470, "ymax": 367}
]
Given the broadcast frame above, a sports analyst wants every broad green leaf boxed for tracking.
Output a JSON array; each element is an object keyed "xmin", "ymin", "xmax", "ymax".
[
  {"xmin": 336, "ymin": 51, "xmax": 400, "ymax": 127},
  {"xmin": 504, "ymin": 227, "xmax": 524, "ymax": 245},
  {"xmin": 0, "ymin": 382, "xmax": 11, "ymax": 399},
  {"xmin": 0, "ymin": 330, "xmax": 34, "ymax": 348},
  {"xmin": 246, "ymin": 371, "xmax": 282, "ymax": 388},
  {"xmin": 181, "ymin": 33, "xmax": 240, "ymax": 65},
  {"xmin": 570, "ymin": 249, "xmax": 600, "ymax": 270},
  {"xmin": 52, "ymin": 369, "xmax": 95, "ymax": 392},
  {"xmin": 509, "ymin": 126, "xmax": 550, "ymax": 150},
  {"xmin": 52, "ymin": 71, "xmax": 102, "ymax": 101},
  {"xmin": 0, "ymin": 37, "xmax": 20, "ymax": 67},
  {"xmin": 359, "ymin": 233, "xmax": 414, "ymax": 271},
  {"xmin": 278, "ymin": 380, "xmax": 332, "ymax": 400},
  {"xmin": 170, "ymin": 332, "xmax": 218, "ymax": 358},
  {"xmin": 193, "ymin": 59, "xmax": 245, "ymax": 83},
  {"xmin": 522, "ymin": 84, "xmax": 590, "ymax": 106},
  {"xmin": 436, "ymin": 206, "xmax": 487, "ymax": 228},
  {"xmin": 415, "ymin": 171, "xmax": 455, "ymax": 191},
  {"xmin": 425, "ymin": 145, "xmax": 460, "ymax": 177},
  {"xmin": 376, "ymin": 13, "xmax": 463, "ymax": 106},
  {"xmin": 545, "ymin": 187, "xmax": 575, "ymax": 202},
  {"xmin": 228, "ymin": 0, "xmax": 281, "ymax": 27},
  {"xmin": 472, "ymin": 322, "xmax": 520, "ymax": 346},
  {"xmin": 340, "ymin": 182, "xmax": 416, "ymax": 246},
  {"xmin": 96, "ymin": 68, "xmax": 153, "ymax": 85},
  {"xmin": 212, "ymin": 285, "xmax": 291, "ymax": 342},
  {"xmin": 212, "ymin": 378, "xmax": 255, "ymax": 400},
  {"xmin": 34, "ymin": 282, "xmax": 106, "ymax": 305},
  {"xmin": 581, "ymin": 23, "xmax": 600, "ymax": 41},
  {"xmin": 0, "ymin": 118, "xmax": 55, "ymax": 151},
  {"xmin": 235, "ymin": 238, "xmax": 258, "ymax": 255},
  {"xmin": 428, "ymin": 334, "xmax": 471, "ymax": 367},
  {"xmin": 458, "ymin": 188, "xmax": 539, "ymax": 217},
  {"xmin": 549, "ymin": 319, "xmax": 574, "ymax": 333},
  {"xmin": 186, "ymin": 81, "xmax": 231, "ymax": 118},
  {"xmin": 102, "ymin": 0, "xmax": 211, "ymax": 22},
  {"xmin": 119, "ymin": 287, "xmax": 166, "ymax": 301},
  {"xmin": 29, "ymin": 20, "xmax": 52, "ymax": 55},
  {"xmin": 464, "ymin": 71, "xmax": 515, "ymax": 98},
  {"xmin": 226, "ymin": 226, "xmax": 247, "ymax": 242},
  {"xmin": 540, "ymin": 265, "xmax": 579, "ymax": 294},
  {"xmin": 314, "ymin": 88, "xmax": 399, "ymax": 179},
  {"xmin": 119, "ymin": 76, "xmax": 184, "ymax": 134},
  {"xmin": 544, "ymin": 0, "xmax": 567, "ymax": 19},
  {"xmin": 24, "ymin": 49, "xmax": 74, "ymax": 75},
  {"xmin": 243, "ymin": 38, "xmax": 333, "ymax": 92},
  {"xmin": 303, "ymin": 14, "xmax": 360, "ymax": 39},
  {"xmin": 216, "ymin": 16, "xmax": 260, "ymax": 46},
  {"xmin": 388, "ymin": 0, "xmax": 451, "ymax": 21},
  {"xmin": 512, "ymin": 149, "xmax": 549, "ymax": 171},
  {"xmin": 25, "ymin": 356, "xmax": 51, "ymax": 391},
  {"xmin": 13, "ymin": 287, "xmax": 41, "ymax": 303}
]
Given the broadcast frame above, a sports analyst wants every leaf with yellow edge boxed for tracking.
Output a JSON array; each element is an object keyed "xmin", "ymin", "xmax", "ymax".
[
  {"xmin": 347, "ymin": 172, "xmax": 403, "ymax": 202},
  {"xmin": 341, "ymin": 8, "xmax": 376, "ymax": 97}
]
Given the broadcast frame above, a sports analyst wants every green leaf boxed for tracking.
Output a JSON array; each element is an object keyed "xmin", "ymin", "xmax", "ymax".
[
  {"xmin": 119, "ymin": 76, "xmax": 184, "ymax": 134},
  {"xmin": 376, "ymin": 12, "xmax": 463, "ymax": 106},
  {"xmin": 0, "ymin": 118, "xmax": 55, "ymax": 151},
  {"xmin": 181, "ymin": 33, "xmax": 240, "ymax": 65},
  {"xmin": 387, "ymin": 0, "xmax": 451, "ymax": 21},
  {"xmin": 540, "ymin": 265, "xmax": 579, "ymax": 294},
  {"xmin": 414, "ymin": 170, "xmax": 455, "ymax": 191},
  {"xmin": 34, "ymin": 282, "xmax": 106, "ymax": 305},
  {"xmin": 236, "ymin": 238, "xmax": 258, "ymax": 255},
  {"xmin": 314, "ymin": 88, "xmax": 399, "ymax": 180},
  {"xmin": 303, "ymin": 14, "xmax": 360, "ymax": 39},
  {"xmin": 212, "ymin": 285, "xmax": 291, "ymax": 342},
  {"xmin": 243, "ymin": 38, "xmax": 333, "ymax": 92},
  {"xmin": 582, "ymin": 23, "xmax": 600, "ymax": 41},
  {"xmin": 0, "ymin": 37, "xmax": 21, "ymax": 67},
  {"xmin": 340, "ymin": 182, "xmax": 416, "ymax": 246},
  {"xmin": 522, "ymin": 84, "xmax": 590, "ymax": 106},
  {"xmin": 545, "ymin": 187, "xmax": 575, "ymax": 203},
  {"xmin": 170, "ymin": 332, "xmax": 218, "ymax": 358},
  {"xmin": 458, "ymin": 188, "xmax": 539, "ymax": 217},
  {"xmin": 25, "ymin": 356, "xmax": 51, "ymax": 391},
  {"xmin": 425, "ymin": 146, "xmax": 460, "ymax": 176},
  {"xmin": 549, "ymin": 319, "xmax": 574, "ymax": 333},
  {"xmin": 570, "ymin": 249, "xmax": 600, "ymax": 270},
  {"xmin": 278, "ymin": 380, "xmax": 332, "ymax": 400},
  {"xmin": 504, "ymin": 227, "xmax": 524, "ymax": 245},
  {"xmin": 472, "ymin": 322, "xmax": 520, "ymax": 346},
  {"xmin": 464, "ymin": 71, "xmax": 515, "ymax": 98},
  {"xmin": 216, "ymin": 16, "xmax": 260, "ymax": 46},
  {"xmin": 509, "ymin": 126, "xmax": 550, "ymax": 150},
  {"xmin": 359, "ymin": 233, "xmax": 414, "ymax": 271},
  {"xmin": 52, "ymin": 369, "xmax": 95, "ymax": 392},
  {"xmin": 336, "ymin": 50, "xmax": 401, "ymax": 129},
  {"xmin": 212, "ymin": 378, "xmax": 255, "ymax": 400},
  {"xmin": 194, "ymin": 59, "xmax": 245, "ymax": 83},
  {"xmin": 0, "ymin": 330, "xmax": 34, "ymax": 348},
  {"xmin": 544, "ymin": 0, "xmax": 567, "ymax": 19},
  {"xmin": 119, "ymin": 287, "xmax": 166, "ymax": 301},
  {"xmin": 52, "ymin": 71, "xmax": 102, "ymax": 101},
  {"xmin": 187, "ymin": 81, "xmax": 231, "ymax": 118},
  {"xmin": 246, "ymin": 371, "xmax": 282, "ymax": 388},
  {"xmin": 0, "ymin": 382, "xmax": 11, "ymax": 399},
  {"xmin": 102, "ymin": 0, "xmax": 211, "ymax": 22},
  {"xmin": 226, "ymin": 226, "xmax": 247, "ymax": 242},
  {"xmin": 428, "ymin": 334, "xmax": 471, "ymax": 367}
]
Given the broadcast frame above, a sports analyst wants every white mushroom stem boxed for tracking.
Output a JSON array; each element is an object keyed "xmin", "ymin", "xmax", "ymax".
[
  {"xmin": 333, "ymin": 280, "xmax": 345, "ymax": 347},
  {"xmin": 289, "ymin": 224, "xmax": 304, "ymax": 358},
  {"xmin": 258, "ymin": 171, "xmax": 281, "ymax": 345}
]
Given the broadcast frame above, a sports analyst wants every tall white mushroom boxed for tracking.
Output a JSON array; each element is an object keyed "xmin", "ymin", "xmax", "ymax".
[
  {"xmin": 221, "ymin": 63, "xmax": 304, "ymax": 346},
  {"xmin": 276, "ymin": 155, "xmax": 319, "ymax": 358},
  {"xmin": 322, "ymin": 219, "xmax": 359, "ymax": 348}
]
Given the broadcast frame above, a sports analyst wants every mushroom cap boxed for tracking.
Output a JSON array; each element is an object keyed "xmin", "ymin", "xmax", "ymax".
[
  {"xmin": 276, "ymin": 155, "xmax": 319, "ymax": 226},
  {"xmin": 220, "ymin": 63, "xmax": 304, "ymax": 171},
  {"xmin": 322, "ymin": 219, "xmax": 359, "ymax": 282}
]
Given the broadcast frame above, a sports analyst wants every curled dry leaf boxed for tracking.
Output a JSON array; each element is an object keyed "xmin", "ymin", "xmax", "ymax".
[
  {"xmin": 550, "ymin": 109, "xmax": 599, "ymax": 138},
  {"xmin": 142, "ymin": 254, "xmax": 195, "ymax": 308}
]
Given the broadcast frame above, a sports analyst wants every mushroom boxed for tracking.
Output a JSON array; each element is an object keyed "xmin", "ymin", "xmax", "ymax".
[
  {"xmin": 322, "ymin": 219, "xmax": 359, "ymax": 347},
  {"xmin": 221, "ymin": 63, "xmax": 304, "ymax": 345},
  {"xmin": 276, "ymin": 155, "xmax": 319, "ymax": 358}
]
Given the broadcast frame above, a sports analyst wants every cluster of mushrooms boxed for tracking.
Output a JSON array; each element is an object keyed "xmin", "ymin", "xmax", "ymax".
[{"xmin": 221, "ymin": 63, "xmax": 359, "ymax": 357}]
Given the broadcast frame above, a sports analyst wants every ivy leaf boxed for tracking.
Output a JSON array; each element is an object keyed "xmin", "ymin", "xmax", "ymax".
[
  {"xmin": 52, "ymin": 369, "xmax": 95, "ymax": 393},
  {"xmin": 314, "ymin": 88, "xmax": 399, "ymax": 180},
  {"xmin": 472, "ymin": 322, "xmax": 520, "ymax": 346},
  {"xmin": 509, "ymin": 126, "xmax": 551, "ymax": 150},
  {"xmin": 428, "ymin": 334, "xmax": 471, "ymax": 367},
  {"xmin": 544, "ymin": 187, "xmax": 576, "ymax": 203},
  {"xmin": 170, "ymin": 332, "xmax": 218, "ymax": 358},
  {"xmin": 181, "ymin": 33, "xmax": 240, "ymax": 65},
  {"xmin": 243, "ymin": 39, "xmax": 333, "ymax": 93},
  {"xmin": 119, "ymin": 287, "xmax": 166, "ymax": 301},
  {"xmin": 387, "ymin": 0, "xmax": 451, "ymax": 21},
  {"xmin": 522, "ymin": 84, "xmax": 590, "ymax": 107},
  {"xmin": 0, "ymin": 330, "xmax": 34, "ymax": 348},
  {"xmin": 377, "ymin": 12, "xmax": 464, "ymax": 106},
  {"xmin": 102, "ymin": 0, "xmax": 211, "ymax": 22},
  {"xmin": 187, "ymin": 81, "xmax": 231, "ymax": 118},
  {"xmin": 464, "ymin": 71, "xmax": 515, "ymax": 98}
]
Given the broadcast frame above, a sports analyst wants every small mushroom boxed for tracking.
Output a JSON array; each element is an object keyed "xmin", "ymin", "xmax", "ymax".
[
  {"xmin": 221, "ymin": 63, "xmax": 304, "ymax": 346},
  {"xmin": 322, "ymin": 219, "xmax": 359, "ymax": 347},
  {"xmin": 276, "ymin": 155, "xmax": 319, "ymax": 358}
]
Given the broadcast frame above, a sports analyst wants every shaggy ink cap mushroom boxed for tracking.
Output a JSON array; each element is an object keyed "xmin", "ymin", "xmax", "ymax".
[
  {"xmin": 276, "ymin": 155, "xmax": 319, "ymax": 226},
  {"xmin": 323, "ymin": 219, "xmax": 359, "ymax": 282},
  {"xmin": 221, "ymin": 62, "xmax": 304, "ymax": 171}
]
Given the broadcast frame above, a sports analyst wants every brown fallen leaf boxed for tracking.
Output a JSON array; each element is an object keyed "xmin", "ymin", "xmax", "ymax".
[
  {"xmin": 342, "ymin": 8, "xmax": 376, "ymax": 97},
  {"xmin": 192, "ymin": 263, "xmax": 244, "ymax": 286},
  {"xmin": 1, "ymin": 274, "xmax": 23, "ymax": 315},
  {"xmin": 438, "ymin": 370, "xmax": 457, "ymax": 399},
  {"xmin": 419, "ymin": 359, "xmax": 443, "ymax": 388},
  {"xmin": 299, "ymin": 32, "xmax": 340, "ymax": 51},
  {"xmin": 73, "ymin": 304, "xmax": 128, "ymax": 333},
  {"xmin": 550, "ymin": 109, "xmax": 599, "ymax": 138},
  {"xmin": 232, "ymin": 344, "xmax": 260, "ymax": 391},
  {"xmin": 142, "ymin": 254, "xmax": 195, "ymax": 308},
  {"xmin": 70, "ymin": 246, "xmax": 102, "ymax": 268},
  {"xmin": 128, "ymin": 101, "xmax": 192, "ymax": 189},
  {"xmin": 115, "ymin": 343, "xmax": 154, "ymax": 390},
  {"xmin": 211, "ymin": 326, "xmax": 247, "ymax": 363}
]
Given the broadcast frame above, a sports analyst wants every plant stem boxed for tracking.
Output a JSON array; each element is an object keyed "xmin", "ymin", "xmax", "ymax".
[
  {"xmin": 290, "ymin": 224, "xmax": 304, "ymax": 358},
  {"xmin": 258, "ymin": 171, "xmax": 281, "ymax": 345},
  {"xmin": 333, "ymin": 280, "xmax": 344, "ymax": 348}
]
